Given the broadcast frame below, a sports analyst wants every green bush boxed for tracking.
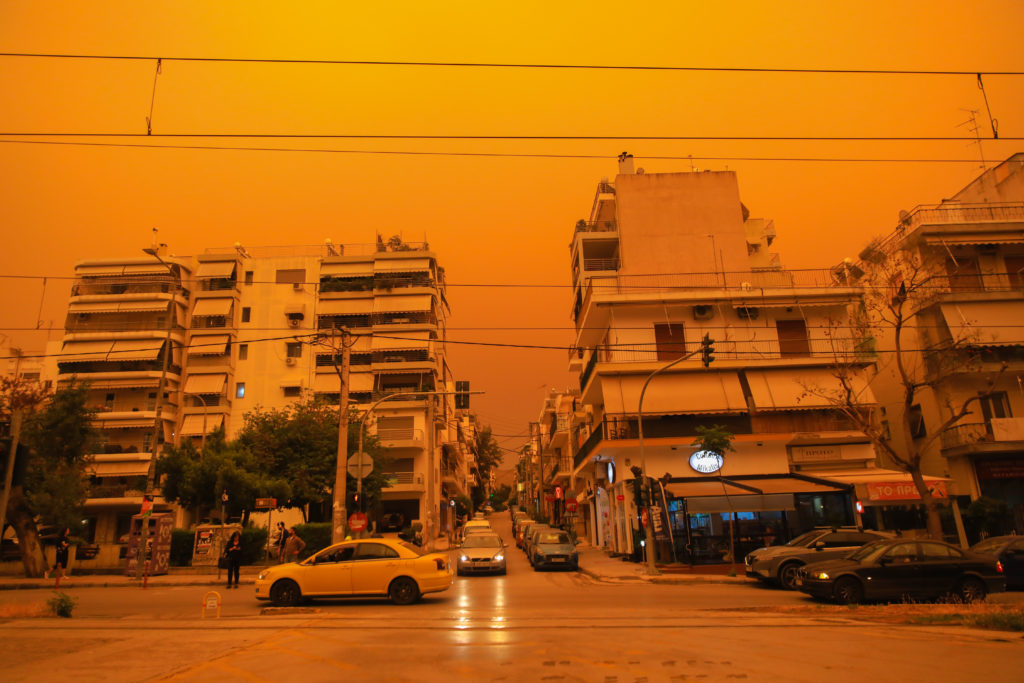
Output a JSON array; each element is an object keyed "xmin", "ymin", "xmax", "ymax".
[
  {"xmin": 240, "ymin": 527, "xmax": 269, "ymax": 565},
  {"xmin": 48, "ymin": 591, "xmax": 77, "ymax": 618},
  {"xmin": 169, "ymin": 529, "xmax": 194, "ymax": 566},
  {"xmin": 293, "ymin": 523, "xmax": 331, "ymax": 559}
]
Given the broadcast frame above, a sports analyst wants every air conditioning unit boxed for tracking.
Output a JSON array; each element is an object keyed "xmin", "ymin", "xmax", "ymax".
[
  {"xmin": 292, "ymin": 282, "xmax": 304, "ymax": 291},
  {"xmin": 692, "ymin": 305, "xmax": 714, "ymax": 321},
  {"xmin": 736, "ymin": 306, "xmax": 760, "ymax": 320},
  {"xmin": 285, "ymin": 357, "xmax": 297, "ymax": 366},
  {"xmin": 288, "ymin": 318, "xmax": 301, "ymax": 328}
]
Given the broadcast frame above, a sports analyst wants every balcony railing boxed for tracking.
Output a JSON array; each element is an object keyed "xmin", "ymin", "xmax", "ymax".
[
  {"xmin": 579, "ymin": 350, "xmax": 600, "ymax": 392},
  {"xmin": 583, "ymin": 257, "xmax": 620, "ymax": 271},
  {"xmin": 574, "ymin": 220, "xmax": 617, "ymax": 234},
  {"xmin": 596, "ymin": 337, "xmax": 866, "ymax": 363},
  {"xmin": 377, "ymin": 428, "xmax": 424, "ymax": 442},
  {"xmin": 583, "ymin": 269, "xmax": 841, "ymax": 300},
  {"xmin": 873, "ymin": 202, "xmax": 1024, "ymax": 256},
  {"xmin": 383, "ymin": 471, "xmax": 422, "ymax": 485},
  {"xmin": 940, "ymin": 422, "xmax": 990, "ymax": 450}
]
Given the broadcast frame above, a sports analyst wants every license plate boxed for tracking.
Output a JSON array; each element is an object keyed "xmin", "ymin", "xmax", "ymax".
[
  {"xmin": 552, "ymin": 557, "xmax": 566, "ymax": 562},
  {"xmin": 795, "ymin": 578, "xmax": 803, "ymax": 586}
]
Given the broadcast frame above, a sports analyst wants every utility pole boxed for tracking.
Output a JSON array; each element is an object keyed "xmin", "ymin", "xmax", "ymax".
[{"xmin": 330, "ymin": 327, "xmax": 352, "ymax": 544}]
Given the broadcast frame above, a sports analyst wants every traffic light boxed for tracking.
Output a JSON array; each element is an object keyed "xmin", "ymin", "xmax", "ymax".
[
  {"xmin": 349, "ymin": 491, "xmax": 361, "ymax": 510},
  {"xmin": 701, "ymin": 333, "xmax": 715, "ymax": 367}
]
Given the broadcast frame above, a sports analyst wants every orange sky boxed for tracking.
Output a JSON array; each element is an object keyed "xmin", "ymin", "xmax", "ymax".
[{"xmin": 1, "ymin": 1, "xmax": 1022, "ymax": 453}]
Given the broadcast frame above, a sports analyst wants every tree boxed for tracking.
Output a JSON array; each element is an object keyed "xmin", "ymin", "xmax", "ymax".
[
  {"xmin": 808, "ymin": 246, "xmax": 1005, "ymax": 540},
  {"xmin": 1, "ymin": 382, "xmax": 94, "ymax": 577},
  {"xmin": 156, "ymin": 427, "xmax": 291, "ymax": 524},
  {"xmin": 470, "ymin": 426, "xmax": 503, "ymax": 505}
]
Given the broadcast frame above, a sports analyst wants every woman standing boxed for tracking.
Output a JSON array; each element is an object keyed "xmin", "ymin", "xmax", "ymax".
[{"xmin": 224, "ymin": 531, "xmax": 242, "ymax": 589}]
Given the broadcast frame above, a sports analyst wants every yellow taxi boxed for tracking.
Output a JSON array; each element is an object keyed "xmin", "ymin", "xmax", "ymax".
[{"xmin": 255, "ymin": 538, "xmax": 453, "ymax": 606}]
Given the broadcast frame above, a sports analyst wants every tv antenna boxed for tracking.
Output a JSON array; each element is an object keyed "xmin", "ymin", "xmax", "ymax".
[{"xmin": 956, "ymin": 109, "xmax": 986, "ymax": 171}]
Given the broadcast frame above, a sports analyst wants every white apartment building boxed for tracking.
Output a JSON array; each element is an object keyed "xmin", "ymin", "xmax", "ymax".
[
  {"xmin": 52, "ymin": 238, "xmax": 472, "ymax": 566},
  {"xmin": 565, "ymin": 158, "xmax": 885, "ymax": 564}
]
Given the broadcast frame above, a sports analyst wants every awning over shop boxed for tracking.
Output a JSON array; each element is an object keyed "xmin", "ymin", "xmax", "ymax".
[
  {"xmin": 602, "ymin": 372, "xmax": 747, "ymax": 415},
  {"xmin": 108, "ymin": 339, "xmax": 163, "ymax": 361},
  {"xmin": 685, "ymin": 494, "xmax": 796, "ymax": 514},
  {"xmin": 318, "ymin": 298, "xmax": 373, "ymax": 315},
  {"xmin": 374, "ymin": 258, "xmax": 431, "ymax": 273},
  {"xmin": 373, "ymin": 294, "xmax": 433, "ymax": 313},
  {"xmin": 194, "ymin": 261, "xmax": 237, "ymax": 278},
  {"xmin": 187, "ymin": 335, "xmax": 230, "ymax": 356},
  {"xmin": 813, "ymin": 468, "xmax": 950, "ymax": 502},
  {"xmin": 320, "ymin": 262, "xmax": 374, "ymax": 277},
  {"xmin": 665, "ymin": 474, "xmax": 849, "ymax": 513},
  {"xmin": 179, "ymin": 414, "xmax": 225, "ymax": 436},
  {"xmin": 371, "ymin": 331, "xmax": 431, "ymax": 350},
  {"xmin": 313, "ymin": 372, "xmax": 373, "ymax": 393},
  {"xmin": 745, "ymin": 368, "xmax": 875, "ymax": 411},
  {"xmin": 184, "ymin": 373, "xmax": 227, "ymax": 395},
  {"xmin": 941, "ymin": 302, "xmax": 1023, "ymax": 346},
  {"xmin": 192, "ymin": 298, "xmax": 233, "ymax": 317}
]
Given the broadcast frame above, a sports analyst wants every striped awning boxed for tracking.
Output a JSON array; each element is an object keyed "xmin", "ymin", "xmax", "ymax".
[
  {"xmin": 184, "ymin": 373, "xmax": 227, "ymax": 395},
  {"xmin": 371, "ymin": 331, "xmax": 431, "ymax": 350},
  {"xmin": 179, "ymin": 414, "xmax": 225, "ymax": 436},
  {"xmin": 69, "ymin": 300, "xmax": 169, "ymax": 314},
  {"xmin": 187, "ymin": 335, "xmax": 230, "ymax": 356},
  {"xmin": 194, "ymin": 261, "xmax": 237, "ymax": 278},
  {"xmin": 192, "ymin": 298, "xmax": 233, "ymax": 317},
  {"xmin": 108, "ymin": 339, "xmax": 163, "ymax": 361}
]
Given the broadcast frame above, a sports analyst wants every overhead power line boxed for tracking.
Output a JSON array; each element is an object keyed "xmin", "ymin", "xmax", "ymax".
[
  {"xmin": 2, "ymin": 52, "xmax": 1022, "ymax": 76},
  {"xmin": 2, "ymin": 132, "xmax": 1021, "ymax": 141}
]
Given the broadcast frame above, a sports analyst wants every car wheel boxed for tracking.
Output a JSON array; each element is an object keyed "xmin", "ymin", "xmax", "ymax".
[
  {"xmin": 956, "ymin": 577, "xmax": 987, "ymax": 603},
  {"xmin": 833, "ymin": 577, "xmax": 863, "ymax": 605},
  {"xmin": 388, "ymin": 576, "xmax": 420, "ymax": 605},
  {"xmin": 778, "ymin": 562, "xmax": 802, "ymax": 590},
  {"xmin": 269, "ymin": 579, "xmax": 301, "ymax": 607}
]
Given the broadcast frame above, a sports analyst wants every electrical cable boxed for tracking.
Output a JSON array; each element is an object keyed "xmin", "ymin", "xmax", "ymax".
[{"xmin": 3, "ymin": 132, "xmax": 1023, "ymax": 141}]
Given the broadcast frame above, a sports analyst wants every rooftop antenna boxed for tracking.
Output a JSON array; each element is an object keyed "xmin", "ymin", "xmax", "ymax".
[
  {"xmin": 151, "ymin": 227, "xmax": 158, "ymax": 249},
  {"xmin": 234, "ymin": 241, "xmax": 251, "ymax": 258},
  {"xmin": 957, "ymin": 109, "xmax": 987, "ymax": 171},
  {"xmin": 324, "ymin": 238, "xmax": 338, "ymax": 256}
]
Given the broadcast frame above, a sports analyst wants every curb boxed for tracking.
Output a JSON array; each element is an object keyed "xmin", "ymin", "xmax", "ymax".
[
  {"xmin": 0, "ymin": 580, "xmax": 256, "ymax": 591},
  {"xmin": 579, "ymin": 565, "xmax": 751, "ymax": 586}
]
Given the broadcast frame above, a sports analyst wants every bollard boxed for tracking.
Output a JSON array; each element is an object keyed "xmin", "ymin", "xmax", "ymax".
[{"xmin": 201, "ymin": 590, "xmax": 222, "ymax": 619}]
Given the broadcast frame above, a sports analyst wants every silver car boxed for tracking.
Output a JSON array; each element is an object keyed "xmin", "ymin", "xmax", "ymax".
[{"xmin": 457, "ymin": 534, "xmax": 507, "ymax": 576}]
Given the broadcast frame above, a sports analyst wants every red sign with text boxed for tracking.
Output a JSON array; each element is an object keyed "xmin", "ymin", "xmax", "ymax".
[
  {"xmin": 865, "ymin": 481, "xmax": 947, "ymax": 502},
  {"xmin": 348, "ymin": 512, "xmax": 368, "ymax": 533}
]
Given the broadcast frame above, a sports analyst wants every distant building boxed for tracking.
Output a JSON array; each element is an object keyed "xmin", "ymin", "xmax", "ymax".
[
  {"xmin": 51, "ymin": 238, "xmax": 473, "ymax": 565},
  {"xmin": 564, "ymin": 159, "xmax": 882, "ymax": 562}
]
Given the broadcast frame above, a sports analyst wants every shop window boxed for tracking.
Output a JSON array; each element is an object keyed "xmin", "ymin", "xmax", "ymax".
[
  {"xmin": 654, "ymin": 323, "xmax": 685, "ymax": 361},
  {"xmin": 909, "ymin": 404, "xmax": 927, "ymax": 439},
  {"xmin": 776, "ymin": 319, "xmax": 811, "ymax": 357}
]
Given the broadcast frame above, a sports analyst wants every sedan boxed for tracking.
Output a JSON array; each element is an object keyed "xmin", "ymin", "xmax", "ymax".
[
  {"xmin": 796, "ymin": 538, "xmax": 1006, "ymax": 604},
  {"xmin": 531, "ymin": 530, "xmax": 579, "ymax": 571},
  {"xmin": 457, "ymin": 534, "xmax": 507, "ymax": 576},
  {"xmin": 745, "ymin": 528, "xmax": 890, "ymax": 590},
  {"xmin": 255, "ymin": 538, "xmax": 453, "ymax": 606},
  {"xmin": 971, "ymin": 535, "xmax": 1024, "ymax": 589}
]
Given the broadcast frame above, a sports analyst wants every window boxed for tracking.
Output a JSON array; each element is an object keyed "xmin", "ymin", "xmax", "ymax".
[
  {"xmin": 946, "ymin": 257, "xmax": 983, "ymax": 292},
  {"xmin": 1005, "ymin": 256, "xmax": 1024, "ymax": 289},
  {"xmin": 776, "ymin": 319, "xmax": 811, "ymax": 357},
  {"xmin": 654, "ymin": 323, "xmax": 685, "ymax": 360},
  {"xmin": 283, "ymin": 386, "xmax": 302, "ymax": 398},
  {"xmin": 979, "ymin": 392, "xmax": 1011, "ymax": 422},
  {"xmin": 909, "ymin": 404, "xmax": 927, "ymax": 439},
  {"xmin": 146, "ymin": 392, "xmax": 157, "ymax": 410},
  {"xmin": 105, "ymin": 393, "xmax": 115, "ymax": 410},
  {"xmin": 236, "ymin": 382, "xmax": 246, "ymax": 399},
  {"xmin": 286, "ymin": 342, "xmax": 303, "ymax": 358},
  {"xmin": 354, "ymin": 543, "xmax": 400, "ymax": 560},
  {"xmin": 238, "ymin": 344, "xmax": 248, "ymax": 361},
  {"xmin": 244, "ymin": 270, "xmax": 254, "ymax": 285},
  {"xmin": 920, "ymin": 542, "xmax": 961, "ymax": 560},
  {"xmin": 19, "ymin": 372, "xmax": 40, "ymax": 381},
  {"xmin": 881, "ymin": 542, "xmax": 919, "ymax": 564},
  {"xmin": 241, "ymin": 307, "xmax": 251, "ymax": 323}
]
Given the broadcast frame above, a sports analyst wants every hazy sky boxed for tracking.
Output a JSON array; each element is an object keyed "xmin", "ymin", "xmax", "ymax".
[{"xmin": 1, "ymin": 1, "xmax": 1022, "ymax": 454}]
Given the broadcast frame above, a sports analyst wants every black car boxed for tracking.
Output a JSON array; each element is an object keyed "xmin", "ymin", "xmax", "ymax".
[
  {"xmin": 796, "ymin": 538, "xmax": 1006, "ymax": 604},
  {"xmin": 744, "ymin": 528, "xmax": 890, "ymax": 590},
  {"xmin": 971, "ymin": 535, "xmax": 1024, "ymax": 589}
]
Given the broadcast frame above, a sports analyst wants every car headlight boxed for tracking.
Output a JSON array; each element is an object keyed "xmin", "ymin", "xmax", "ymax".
[
  {"xmin": 494, "ymin": 554, "xmax": 504, "ymax": 562},
  {"xmin": 811, "ymin": 571, "xmax": 830, "ymax": 580},
  {"xmin": 460, "ymin": 555, "xmax": 469, "ymax": 562},
  {"xmin": 257, "ymin": 570, "xmax": 271, "ymax": 581}
]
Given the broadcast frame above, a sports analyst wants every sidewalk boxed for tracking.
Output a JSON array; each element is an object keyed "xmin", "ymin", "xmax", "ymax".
[{"xmin": 575, "ymin": 543, "xmax": 748, "ymax": 585}]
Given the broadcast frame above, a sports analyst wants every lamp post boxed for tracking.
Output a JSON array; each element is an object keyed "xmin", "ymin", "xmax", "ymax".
[{"xmin": 637, "ymin": 347, "xmax": 701, "ymax": 575}]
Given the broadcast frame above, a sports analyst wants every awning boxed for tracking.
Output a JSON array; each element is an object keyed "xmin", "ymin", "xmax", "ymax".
[
  {"xmin": 115, "ymin": 300, "xmax": 170, "ymax": 313},
  {"xmin": 284, "ymin": 304, "xmax": 306, "ymax": 316},
  {"xmin": 941, "ymin": 302, "xmax": 1024, "ymax": 346},
  {"xmin": 192, "ymin": 298, "xmax": 233, "ymax": 317},
  {"xmin": 187, "ymin": 335, "xmax": 230, "ymax": 356},
  {"xmin": 373, "ymin": 294, "xmax": 432, "ymax": 313},
  {"xmin": 194, "ymin": 261, "xmax": 237, "ymax": 278},
  {"xmin": 667, "ymin": 475, "xmax": 845, "ymax": 499},
  {"xmin": 371, "ymin": 331, "xmax": 431, "ymax": 350},
  {"xmin": 313, "ymin": 372, "xmax": 373, "ymax": 393},
  {"xmin": 84, "ymin": 378, "xmax": 161, "ymax": 389},
  {"xmin": 108, "ymin": 339, "xmax": 163, "ymax": 361},
  {"xmin": 318, "ymin": 299, "xmax": 373, "ymax": 315},
  {"xmin": 602, "ymin": 372, "xmax": 747, "ymax": 415},
  {"xmin": 745, "ymin": 368, "xmax": 875, "ymax": 411},
  {"xmin": 122, "ymin": 264, "xmax": 172, "ymax": 276},
  {"xmin": 321, "ymin": 262, "xmax": 374, "ymax": 277},
  {"xmin": 60, "ymin": 340, "xmax": 115, "ymax": 362},
  {"xmin": 685, "ymin": 494, "xmax": 796, "ymax": 514},
  {"xmin": 68, "ymin": 301, "xmax": 123, "ymax": 314},
  {"xmin": 94, "ymin": 417, "xmax": 154, "ymax": 429},
  {"xmin": 374, "ymin": 258, "xmax": 431, "ymax": 273},
  {"xmin": 88, "ymin": 459, "xmax": 152, "ymax": 477},
  {"xmin": 76, "ymin": 263, "xmax": 169, "ymax": 277},
  {"xmin": 179, "ymin": 414, "xmax": 225, "ymax": 436},
  {"xmin": 925, "ymin": 234, "xmax": 1024, "ymax": 247},
  {"xmin": 184, "ymin": 373, "xmax": 227, "ymax": 394},
  {"xmin": 813, "ymin": 468, "xmax": 949, "ymax": 502}
]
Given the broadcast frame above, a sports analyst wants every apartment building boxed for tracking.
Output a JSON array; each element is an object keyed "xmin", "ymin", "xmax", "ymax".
[
  {"xmin": 51, "ymin": 238, "xmax": 472, "ymax": 564},
  {"xmin": 847, "ymin": 153, "xmax": 1024, "ymax": 533},
  {"xmin": 565, "ymin": 157, "xmax": 884, "ymax": 563}
]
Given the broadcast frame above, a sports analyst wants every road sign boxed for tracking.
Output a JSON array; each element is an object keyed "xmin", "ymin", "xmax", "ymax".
[
  {"xmin": 254, "ymin": 498, "xmax": 277, "ymax": 509},
  {"xmin": 565, "ymin": 498, "xmax": 578, "ymax": 512},
  {"xmin": 346, "ymin": 452, "xmax": 374, "ymax": 479},
  {"xmin": 348, "ymin": 512, "xmax": 368, "ymax": 533}
]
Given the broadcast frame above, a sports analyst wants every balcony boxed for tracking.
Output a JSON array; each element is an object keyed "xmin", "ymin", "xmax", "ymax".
[
  {"xmin": 382, "ymin": 471, "xmax": 426, "ymax": 493},
  {"xmin": 941, "ymin": 417, "xmax": 1024, "ymax": 452},
  {"xmin": 574, "ymin": 220, "xmax": 617, "ymax": 234},
  {"xmin": 583, "ymin": 257, "xmax": 620, "ymax": 272},
  {"xmin": 872, "ymin": 202, "xmax": 1024, "ymax": 256},
  {"xmin": 377, "ymin": 428, "xmax": 425, "ymax": 447}
]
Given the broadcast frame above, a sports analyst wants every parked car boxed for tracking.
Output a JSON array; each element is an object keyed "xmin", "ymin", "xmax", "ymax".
[
  {"xmin": 745, "ymin": 528, "xmax": 890, "ymax": 590},
  {"xmin": 796, "ymin": 538, "xmax": 1006, "ymax": 604},
  {"xmin": 531, "ymin": 529, "xmax": 579, "ymax": 571},
  {"xmin": 457, "ymin": 533, "xmax": 506, "ymax": 576},
  {"xmin": 255, "ymin": 538, "xmax": 452, "ymax": 606},
  {"xmin": 523, "ymin": 525, "xmax": 554, "ymax": 562},
  {"xmin": 515, "ymin": 520, "xmax": 538, "ymax": 548},
  {"xmin": 460, "ymin": 519, "xmax": 491, "ymax": 542},
  {"xmin": 971, "ymin": 535, "xmax": 1024, "ymax": 589}
]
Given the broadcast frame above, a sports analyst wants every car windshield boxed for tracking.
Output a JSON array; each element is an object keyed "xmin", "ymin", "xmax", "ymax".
[
  {"xmin": 846, "ymin": 540, "xmax": 890, "ymax": 562},
  {"xmin": 399, "ymin": 541, "xmax": 426, "ymax": 556},
  {"xmin": 972, "ymin": 537, "xmax": 1005, "ymax": 553},
  {"xmin": 462, "ymin": 535, "xmax": 501, "ymax": 548},
  {"xmin": 538, "ymin": 532, "xmax": 571, "ymax": 544},
  {"xmin": 785, "ymin": 530, "xmax": 824, "ymax": 547}
]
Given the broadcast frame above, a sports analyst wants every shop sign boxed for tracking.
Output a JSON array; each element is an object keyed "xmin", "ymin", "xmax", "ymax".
[
  {"xmin": 616, "ymin": 494, "xmax": 625, "ymax": 501},
  {"xmin": 689, "ymin": 450, "xmax": 724, "ymax": 474},
  {"xmin": 975, "ymin": 457, "xmax": 1024, "ymax": 480},
  {"xmin": 566, "ymin": 498, "xmax": 578, "ymax": 512},
  {"xmin": 865, "ymin": 480, "xmax": 948, "ymax": 502}
]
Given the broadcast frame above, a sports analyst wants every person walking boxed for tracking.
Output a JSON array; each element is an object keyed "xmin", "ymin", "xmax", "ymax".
[
  {"xmin": 283, "ymin": 527, "xmax": 305, "ymax": 563},
  {"xmin": 44, "ymin": 528, "xmax": 71, "ymax": 588},
  {"xmin": 224, "ymin": 531, "xmax": 242, "ymax": 589},
  {"xmin": 275, "ymin": 522, "xmax": 288, "ymax": 563}
]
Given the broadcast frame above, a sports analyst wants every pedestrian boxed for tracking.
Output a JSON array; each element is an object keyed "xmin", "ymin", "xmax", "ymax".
[
  {"xmin": 224, "ymin": 531, "xmax": 242, "ymax": 589},
  {"xmin": 283, "ymin": 526, "xmax": 305, "ymax": 563},
  {"xmin": 44, "ymin": 528, "xmax": 71, "ymax": 588},
  {"xmin": 275, "ymin": 522, "xmax": 288, "ymax": 563}
]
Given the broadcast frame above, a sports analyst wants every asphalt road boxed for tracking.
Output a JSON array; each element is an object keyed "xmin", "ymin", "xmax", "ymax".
[{"xmin": 1, "ymin": 514, "xmax": 1022, "ymax": 682}]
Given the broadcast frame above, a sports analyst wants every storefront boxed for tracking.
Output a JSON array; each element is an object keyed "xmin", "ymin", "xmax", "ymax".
[{"xmin": 974, "ymin": 456, "xmax": 1024, "ymax": 532}]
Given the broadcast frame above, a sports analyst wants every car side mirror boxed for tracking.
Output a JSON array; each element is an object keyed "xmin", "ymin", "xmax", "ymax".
[
  {"xmin": 878, "ymin": 557, "xmax": 890, "ymax": 566},
  {"xmin": 814, "ymin": 541, "xmax": 825, "ymax": 551}
]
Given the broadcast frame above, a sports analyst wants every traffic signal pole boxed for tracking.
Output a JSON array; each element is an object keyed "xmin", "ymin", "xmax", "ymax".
[{"xmin": 330, "ymin": 329, "xmax": 352, "ymax": 544}]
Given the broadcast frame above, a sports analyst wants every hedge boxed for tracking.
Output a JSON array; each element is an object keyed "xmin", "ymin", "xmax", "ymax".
[
  {"xmin": 292, "ymin": 522, "xmax": 331, "ymax": 559},
  {"xmin": 169, "ymin": 527, "xmax": 269, "ymax": 566}
]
